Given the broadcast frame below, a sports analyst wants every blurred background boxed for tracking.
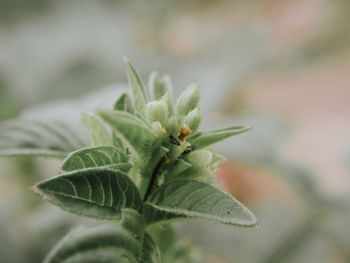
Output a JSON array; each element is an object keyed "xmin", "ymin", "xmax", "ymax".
[{"xmin": 0, "ymin": 0, "xmax": 350, "ymax": 262}]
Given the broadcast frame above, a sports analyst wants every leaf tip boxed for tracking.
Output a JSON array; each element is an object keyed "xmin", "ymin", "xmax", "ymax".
[
  {"xmin": 244, "ymin": 125, "xmax": 253, "ymax": 132},
  {"xmin": 30, "ymin": 183, "xmax": 42, "ymax": 196},
  {"xmin": 96, "ymin": 109, "xmax": 108, "ymax": 118},
  {"xmin": 123, "ymin": 56, "xmax": 130, "ymax": 63}
]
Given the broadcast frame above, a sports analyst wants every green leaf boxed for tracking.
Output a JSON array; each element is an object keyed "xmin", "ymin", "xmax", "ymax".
[
  {"xmin": 164, "ymin": 159, "xmax": 192, "ymax": 179},
  {"xmin": 0, "ymin": 117, "xmax": 89, "ymax": 158},
  {"xmin": 142, "ymin": 233, "xmax": 161, "ymax": 263},
  {"xmin": 0, "ymin": 148, "xmax": 66, "ymax": 158},
  {"xmin": 148, "ymin": 71, "xmax": 169, "ymax": 100},
  {"xmin": 145, "ymin": 100, "xmax": 168, "ymax": 126},
  {"xmin": 81, "ymin": 112, "xmax": 113, "ymax": 146},
  {"xmin": 120, "ymin": 209, "xmax": 145, "ymax": 242},
  {"xmin": 44, "ymin": 224, "xmax": 141, "ymax": 263},
  {"xmin": 98, "ymin": 110, "xmax": 156, "ymax": 158},
  {"xmin": 175, "ymin": 83, "xmax": 200, "ymax": 119},
  {"xmin": 62, "ymin": 145, "xmax": 130, "ymax": 173},
  {"xmin": 144, "ymin": 179, "xmax": 257, "ymax": 226},
  {"xmin": 188, "ymin": 126, "xmax": 252, "ymax": 150},
  {"xmin": 183, "ymin": 107, "xmax": 201, "ymax": 132},
  {"xmin": 124, "ymin": 58, "xmax": 147, "ymax": 114},
  {"xmin": 112, "ymin": 132, "xmax": 127, "ymax": 152},
  {"xmin": 114, "ymin": 93, "xmax": 135, "ymax": 115},
  {"xmin": 148, "ymin": 224, "xmax": 177, "ymax": 254},
  {"xmin": 148, "ymin": 72, "xmax": 174, "ymax": 116},
  {"xmin": 148, "ymin": 225, "xmax": 199, "ymax": 263},
  {"xmin": 167, "ymin": 150, "xmax": 213, "ymax": 182},
  {"xmin": 34, "ymin": 168, "xmax": 143, "ymax": 219},
  {"xmin": 209, "ymin": 153, "xmax": 225, "ymax": 172}
]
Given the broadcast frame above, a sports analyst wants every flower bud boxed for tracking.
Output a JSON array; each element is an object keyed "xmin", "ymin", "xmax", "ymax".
[
  {"xmin": 152, "ymin": 121, "xmax": 167, "ymax": 137},
  {"xmin": 183, "ymin": 107, "xmax": 201, "ymax": 132},
  {"xmin": 175, "ymin": 82, "xmax": 200, "ymax": 117},
  {"xmin": 145, "ymin": 100, "xmax": 168, "ymax": 125},
  {"xmin": 178, "ymin": 124, "xmax": 192, "ymax": 141}
]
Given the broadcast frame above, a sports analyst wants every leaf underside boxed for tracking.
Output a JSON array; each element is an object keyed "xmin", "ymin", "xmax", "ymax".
[
  {"xmin": 142, "ymin": 233, "xmax": 161, "ymax": 263},
  {"xmin": 0, "ymin": 117, "xmax": 89, "ymax": 158},
  {"xmin": 34, "ymin": 168, "xmax": 143, "ymax": 219},
  {"xmin": 44, "ymin": 225, "xmax": 141, "ymax": 263},
  {"xmin": 144, "ymin": 179, "xmax": 257, "ymax": 227}
]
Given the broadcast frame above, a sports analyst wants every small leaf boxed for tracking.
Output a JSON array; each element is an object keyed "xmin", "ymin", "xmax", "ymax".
[
  {"xmin": 44, "ymin": 224, "xmax": 141, "ymax": 263},
  {"xmin": 165, "ymin": 159, "xmax": 192, "ymax": 178},
  {"xmin": 81, "ymin": 112, "xmax": 113, "ymax": 146},
  {"xmin": 175, "ymin": 83, "xmax": 200, "ymax": 119},
  {"xmin": 188, "ymin": 126, "xmax": 252, "ymax": 150},
  {"xmin": 209, "ymin": 153, "xmax": 225, "ymax": 172},
  {"xmin": 148, "ymin": 72, "xmax": 171, "ymax": 100},
  {"xmin": 167, "ymin": 150, "xmax": 213, "ymax": 182},
  {"xmin": 62, "ymin": 145, "xmax": 130, "ymax": 172},
  {"xmin": 124, "ymin": 57, "xmax": 147, "ymax": 114},
  {"xmin": 142, "ymin": 233, "xmax": 161, "ymax": 263},
  {"xmin": 148, "ymin": 72, "xmax": 174, "ymax": 116},
  {"xmin": 144, "ymin": 179, "xmax": 257, "ymax": 226},
  {"xmin": 114, "ymin": 93, "xmax": 135, "ymax": 115},
  {"xmin": 34, "ymin": 168, "xmax": 143, "ymax": 219},
  {"xmin": 98, "ymin": 110, "xmax": 156, "ymax": 158},
  {"xmin": 145, "ymin": 100, "xmax": 168, "ymax": 126},
  {"xmin": 183, "ymin": 107, "xmax": 201, "ymax": 132}
]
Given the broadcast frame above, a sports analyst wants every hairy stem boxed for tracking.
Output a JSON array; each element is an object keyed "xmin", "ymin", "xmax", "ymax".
[{"xmin": 143, "ymin": 157, "xmax": 165, "ymax": 202}]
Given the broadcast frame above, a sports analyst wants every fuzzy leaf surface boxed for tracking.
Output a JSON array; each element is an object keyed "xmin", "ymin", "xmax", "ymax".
[
  {"xmin": 124, "ymin": 58, "xmax": 147, "ymax": 114},
  {"xmin": 44, "ymin": 225, "xmax": 141, "ymax": 263},
  {"xmin": 98, "ymin": 110, "xmax": 156, "ymax": 158},
  {"xmin": 188, "ymin": 126, "xmax": 251, "ymax": 150},
  {"xmin": 144, "ymin": 179, "xmax": 257, "ymax": 226},
  {"xmin": 34, "ymin": 168, "xmax": 142, "ymax": 219},
  {"xmin": 148, "ymin": 72, "xmax": 173, "ymax": 115},
  {"xmin": 177, "ymin": 150, "xmax": 213, "ymax": 180},
  {"xmin": 114, "ymin": 93, "xmax": 135, "ymax": 115},
  {"xmin": 148, "ymin": 72, "xmax": 167, "ymax": 100},
  {"xmin": 165, "ymin": 159, "xmax": 192, "ymax": 178},
  {"xmin": 62, "ymin": 145, "xmax": 129, "ymax": 172},
  {"xmin": 141, "ymin": 233, "xmax": 161, "ymax": 263},
  {"xmin": 82, "ymin": 112, "xmax": 113, "ymax": 146}
]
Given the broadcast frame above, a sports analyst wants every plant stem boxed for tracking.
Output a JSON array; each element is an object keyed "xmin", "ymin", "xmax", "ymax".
[{"xmin": 143, "ymin": 157, "xmax": 165, "ymax": 202}]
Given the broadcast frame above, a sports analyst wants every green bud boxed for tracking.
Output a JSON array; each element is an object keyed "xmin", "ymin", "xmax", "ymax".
[
  {"xmin": 145, "ymin": 100, "xmax": 168, "ymax": 125},
  {"xmin": 175, "ymin": 82, "xmax": 200, "ymax": 118},
  {"xmin": 165, "ymin": 115, "xmax": 178, "ymax": 136},
  {"xmin": 183, "ymin": 107, "xmax": 201, "ymax": 132},
  {"xmin": 152, "ymin": 121, "xmax": 167, "ymax": 137}
]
